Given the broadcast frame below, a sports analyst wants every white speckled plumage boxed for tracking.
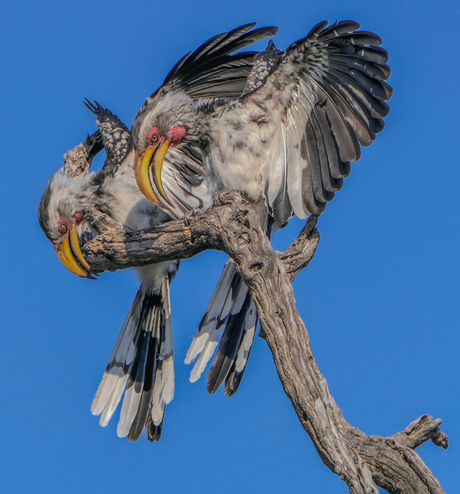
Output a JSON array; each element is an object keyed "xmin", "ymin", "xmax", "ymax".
[
  {"xmin": 131, "ymin": 21, "xmax": 392, "ymax": 396},
  {"xmin": 38, "ymin": 107, "xmax": 179, "ymax": 442}
]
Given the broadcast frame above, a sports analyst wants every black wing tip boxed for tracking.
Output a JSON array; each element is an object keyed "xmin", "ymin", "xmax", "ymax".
[
  {"xmin": 82, "ymin": 130, "xmax": 104, "ymax": 164},
  {"xmin": 237, "ymin": 22, "xmax": 257, "ymax": 31},
  {"xmin": 307, "ymin": 20, "xmax": 329, "ymax": 39},
  {"xmin": 83, "ymin": 98, "xmax": 112, "ymax": 117},
  {"xmin": 308, "ymin": 20, "xmax": 388, "ymax": 44},
  {"xmin": 83, "ymin": 98, "xmax": 115, "ymax": 119},
  {"xmin": 256, "ymin": 25, "xmax": 279, "ymax": 36},
  {"xmin": 83, "ymin": 97, "xmax": 98, "ymax": 115},
  {"xmin": 163, "ymin": 23, "xmax": 279, "ymax": 90}
]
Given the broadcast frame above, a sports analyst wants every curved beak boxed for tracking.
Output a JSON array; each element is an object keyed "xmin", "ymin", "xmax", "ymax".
[
  {"xmin": 55, "ymin": 224, "xmax": 96, "ymax": 279},
  {"xmin": 134, "ymin": 140, "xmax": 173, "ymax": 209}
]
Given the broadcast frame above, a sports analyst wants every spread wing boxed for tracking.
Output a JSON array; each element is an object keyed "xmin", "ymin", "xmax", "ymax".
[
  {"xmin": 135, "ymin": 23, "xmax": 280, "ymax": 120},
  {"xmin": 161, "ymin": 23, "xmax": 279, "ymax": 100},
  {"xmin": 238, "ymin": 20, "xmax": 392, "ymax": 221},
  {"xmin": 141, "ymin": 24, "xmax": 282, "ymax": 216}
]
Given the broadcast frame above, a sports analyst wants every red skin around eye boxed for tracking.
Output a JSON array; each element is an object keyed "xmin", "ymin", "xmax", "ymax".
[
  {"xmin": 147, "ymin": 127, "xmax": 160, "ymax": 143},
  {"xmin": 73, "ymin": 211, "xmax": 84, "ymax": 225},
  {"xmin": 169, "ymin": 125, "xmax": 187, "ymax": 146},
  {"xmin": 58, "ymin": 212, "xmax": 83, "ymax": 235},
  {"xmin": 148, "ymin": 125, "xmax": 186, "ymax": 147},
  {"xmin": 58, "ymin": 219, "xmax": 70, "ymax": 235}
]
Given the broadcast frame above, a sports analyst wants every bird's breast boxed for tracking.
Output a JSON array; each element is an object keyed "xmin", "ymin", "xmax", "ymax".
[{"xmin": 206, "ymin": 116, "xmax": 277, "ymax": 204}]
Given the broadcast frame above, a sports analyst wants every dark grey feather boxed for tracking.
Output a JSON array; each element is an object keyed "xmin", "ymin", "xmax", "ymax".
[
  {"xmin": 314, "ymin": 20, "xmax": 361, "ymax": 42},
  {"xmin": 241, "ymin": 20, "xmax": 392, "ymax": 219},
  {"xmin": 83, "ymin": 99, "xmax": 131, "ymax": 178},
  {"xmin": 207, "ymin": 289, "xmax": 252, "ymax": 394},
  {"xmin": 224, "ymin": 304, "xmax": 258, "ymax": 397},
  {"xmin": 329, "ymin": 44, "xmax": 389, "ymax": 65},
  {"xmin": 83, "ymin": 130, "xmax": 104, "ymax": 165},
  {"xmin": 162, "ymin": 24, "xmax": 278, "ymax": 100},
  {"xmin": 128, "ymin": 322, "xmax": 161, "ymax": 441},
  {"xmin": 146, "ymin": 416, "xmax": 163, "ymax": 442}
]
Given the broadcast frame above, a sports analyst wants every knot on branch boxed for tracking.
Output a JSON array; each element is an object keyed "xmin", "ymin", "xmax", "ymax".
[
  {"xmin": 213, "ymin": 191, "xmax": 254, "ymax": 231},
  {"xmin": 236, "ymin": 231, "xmax": 251, "ymax": 246},
  {"xmin": 249, "ymin": 261, "xmax": 263, "ymax": 273}
]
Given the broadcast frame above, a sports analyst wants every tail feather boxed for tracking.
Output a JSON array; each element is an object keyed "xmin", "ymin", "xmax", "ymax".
[
  {"xmin": 224, "ymin": 299, "xmax": 258, "ymax": 396},
  {"xmin": 146, "ymin": 416, "xmax": 163, "ymax": 442},
  {"xmin": 184, "ymin": 260, "xmax": 236, "ymax": 367},
  {"xmin": 99, "ymin": 374, "xmax": 129, "ymax": 427},
  {"xmin": 91, "ymin": 292, "xmax": 142, "ymax": 418},
  {"xmin": 126, "ymin": 326, "xmax": 160, "ymax": 441},
  {"xmin": 91, "ymin": 281, "xmax": 174, "ymax": 442},
  {"xmin": 148, "ymin": 282, "xmax": 174, "ymax": 442},
  {"xmin": 206, "ymin": 288, "xmax": 251, "ymax": 394},
  {"xmin": 185, "ymin": 259, "xmax": 258, "ymax": 395},
  {"xmin": 117, "ymin": 318, "xmax": 151, "ymax": 437}
]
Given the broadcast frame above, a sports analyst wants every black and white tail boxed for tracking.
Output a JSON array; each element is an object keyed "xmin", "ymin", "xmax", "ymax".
[
  {"xmin": 91, "ymin": 278, "xmax": 174, "ymax": 441},
  {"xmin": 185, "ymin": 260, "xmax": 258, "ymax": 396}
]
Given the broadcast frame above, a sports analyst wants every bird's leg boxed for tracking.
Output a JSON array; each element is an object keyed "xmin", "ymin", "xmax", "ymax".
[{"xmin": 183, "ymin": 208, "xmax": 198, "ymax": 228}]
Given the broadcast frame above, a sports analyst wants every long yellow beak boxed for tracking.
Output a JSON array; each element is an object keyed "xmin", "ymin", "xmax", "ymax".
[
  {"xmin": 55, "ymin": 225, "xmax": 95, "ymax": 279},
  {"xmin": 134, "ymin": 141, "xmax": 173, "ymax": 209}
]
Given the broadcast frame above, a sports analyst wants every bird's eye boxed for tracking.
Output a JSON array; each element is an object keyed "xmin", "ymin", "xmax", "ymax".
[
  {"xmin": 59, "ymin": 223, "xmax": 68, "ymax": 235},
  {"xmin": 147, "ymin": 126, "xmax": 160, "ymax": 145}
]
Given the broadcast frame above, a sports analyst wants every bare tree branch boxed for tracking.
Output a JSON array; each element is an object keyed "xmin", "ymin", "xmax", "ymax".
[
  {"xmin": 83, "ymin": 191, "xmax": 447, "ymax": 494},
  {"xmin": 63, "ymin": 143, "xmax": 91, "ymax": 178}
]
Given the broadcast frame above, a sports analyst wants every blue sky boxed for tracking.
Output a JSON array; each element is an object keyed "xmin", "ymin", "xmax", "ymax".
[{"xmin": 1, "ymin": 0, "xmax": 459, "ymax": 492}]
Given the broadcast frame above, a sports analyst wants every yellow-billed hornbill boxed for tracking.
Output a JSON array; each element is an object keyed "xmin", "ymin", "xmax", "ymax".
[
  {"xmin": 38, "ymin": 102, "xmax": 204, "ymax": 441},
  {"xmin": 132, "ymin": 24, "xmax": 282, "ymax": 399},
  {"xmin": 131, "ymin": 21, "xmax": 392, "ymax": 394}
]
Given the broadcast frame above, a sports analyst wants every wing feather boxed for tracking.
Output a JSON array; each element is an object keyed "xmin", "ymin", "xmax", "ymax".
[
  {"xmin": 234, "ymin": 20, "xmax": 391, "ymax": 220},
  {"xmin": 162, "ymin": 24, "xmax": 278, "ymax": 100},
  {"xmin": 159, "ymin": 148, "xmax": 212, "ymax": 218}
]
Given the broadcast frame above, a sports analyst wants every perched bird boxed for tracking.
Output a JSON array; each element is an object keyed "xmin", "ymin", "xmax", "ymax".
[
  {"xmin": 131, "ymin": 21, "xmax": 392, "ymax": 390},
  {"xmin": 132, "ymin": 24, "xmax": 285, "ymax": 396},
  {"xmin": 38, "ymin": 103, "xmax": 185, "ymax": 441}
]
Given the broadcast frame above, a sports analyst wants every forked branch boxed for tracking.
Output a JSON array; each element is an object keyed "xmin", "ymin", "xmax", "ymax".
[{"xmin": 83, "ymin": 191, "xmax": 447, "ymax": 494}]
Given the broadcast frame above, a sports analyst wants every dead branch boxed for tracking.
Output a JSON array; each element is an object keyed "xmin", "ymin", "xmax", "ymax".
[
  {"xmin": 63, "ymin": 143, "xmax": 91, "ymax": 178},
  {"xmin": 83, "ymin": 191, "xmax": 447, "ymax": 494}
]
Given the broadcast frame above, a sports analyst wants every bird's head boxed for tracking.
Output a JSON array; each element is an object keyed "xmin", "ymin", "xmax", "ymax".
[
  {"xmin": 38, "ymin": 172, "xmax": 96, "ymax": 279},
  {"xmin": 132, "ymin": 91, "xmax": 192, "ymax": 210}
]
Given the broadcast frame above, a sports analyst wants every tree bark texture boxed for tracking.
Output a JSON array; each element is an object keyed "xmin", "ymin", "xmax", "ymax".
[{"xmin": 83, "ymin": 191, "xmax": 448, "ymax": 494}]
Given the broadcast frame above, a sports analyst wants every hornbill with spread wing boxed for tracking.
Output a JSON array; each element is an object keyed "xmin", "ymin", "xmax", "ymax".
[
  {"xmin": 38, "ymin": 103, "xmax": 192, "ymax": 441},
  {"xmin": 132, "ymin": 24, "xmax": 282, "ymax": 397},
  {"xmin": 131, "ymin": 21, "xmax": 392, "ymax": 393}
]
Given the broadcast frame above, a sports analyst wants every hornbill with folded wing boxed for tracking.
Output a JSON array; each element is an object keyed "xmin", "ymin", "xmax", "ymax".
[
  {"xmin": 38, "ymin": 103, "xmax": 189, "ymax": 441},
  {"xmin": 131, "ymin": 21, "xmax": 392, "ymax": 393}
]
